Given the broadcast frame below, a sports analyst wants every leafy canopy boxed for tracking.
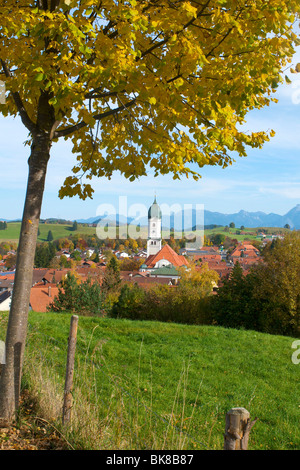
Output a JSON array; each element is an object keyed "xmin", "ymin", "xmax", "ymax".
[
  {"xmin": 212, "ymin": 232, "xmax": 300, "ymax": 336},
  {"xmin": 1, "ymin": 0, "xmax": 300, "ymax": 198}
]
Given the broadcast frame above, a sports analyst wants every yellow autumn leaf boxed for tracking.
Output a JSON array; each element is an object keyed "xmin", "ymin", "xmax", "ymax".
[{"xmin": 0, "ymin": 0, "xmax": 299, "ymax": 202}]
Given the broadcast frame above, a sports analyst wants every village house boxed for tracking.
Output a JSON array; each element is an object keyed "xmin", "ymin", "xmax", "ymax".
[
  {"xmin": 229, "ymin": 242, "xmax": 261, "ymax": 266},
  {"xmin": 0, "ymin": 290, "xmax": 12, "ymax": 311},
  {"xmin": 140, "ymin": 244, "xmax": 188, "ymax": 273},
  {"xmin": 29, "ymin": 283, "xmax": 59, "ymax": 313},
  {"xmin": 115, "ymin": 251, "xmax": 129, "ymax": 259},
  {"xmin": 179, "ymin": 245, "xmax": 233, "ymax": 281},
  {"xmin": 0, "ymin": 276, "xmax": 14, "ymax": 293},
  {"xmin": 55, "ymin": 249, "xmax": 71, "ymax": 259},
  {"xmin": 83, "ymin": 248, "xmax": 95, "ymax": 258}
]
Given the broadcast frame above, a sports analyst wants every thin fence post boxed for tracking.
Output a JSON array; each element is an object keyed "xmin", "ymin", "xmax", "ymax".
[
  {"xmin": 62, "ymin": 314, "xmax": 79, "ymax": 426},
  {"xmin": 224, "ymin": 407, "xmax": 257, "ymax": 450}
]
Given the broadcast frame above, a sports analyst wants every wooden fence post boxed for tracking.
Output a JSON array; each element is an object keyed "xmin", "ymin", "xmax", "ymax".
[
  {"xmin": 224, "ymin": 407, "xmax": 257, "ymax": 450},
  {"xmin": 62, "ymin": 315, "xmax": 79, "ymax": 426}
]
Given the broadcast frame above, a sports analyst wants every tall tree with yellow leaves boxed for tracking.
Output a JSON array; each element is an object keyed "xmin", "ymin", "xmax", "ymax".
[{"xmin": 0, "ymin": 0, "xmax": 300, "ymax": 420}]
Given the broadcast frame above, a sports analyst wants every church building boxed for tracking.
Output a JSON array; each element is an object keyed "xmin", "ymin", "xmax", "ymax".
[
  {"xmin": 141, "ymin": 197, "xmax": 188, "ymax": 273},
  {"xmin": 147, "ymin": 196, "xmax": 162, "ymax": 258}
]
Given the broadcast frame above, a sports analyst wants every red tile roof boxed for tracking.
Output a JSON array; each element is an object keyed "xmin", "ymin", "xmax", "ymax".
[
  {"xmin": 75, "ymin": 266, "xmax": 105, "ymax": 276},
  {"xmin": 30, "ymin": 283, "xmax": 59, "ymax": 312},
  {"xmin": 0, "ymin": 273, "xmax": 15, "ymax": 280},
  {"xmin": 144, "ymin": 244, "xmax": 188, "ymax": 269},
  {"xmin": 32, "ymin": 268, "xmax": 49, "ymax": 284},
  {"xmin": 196, "ymin": 262, "xmax": 233, "ymax": 279},
  {"xmin": 193, "ymin": 254, "xmax": 222, "ymax": 262},
  {"xmin": 231, "ymin": 243, "xmax": 260, "ymax": 259},
  {"xmin": 42, "ymin": 269, "xmax": 70, "ymax": 284}
]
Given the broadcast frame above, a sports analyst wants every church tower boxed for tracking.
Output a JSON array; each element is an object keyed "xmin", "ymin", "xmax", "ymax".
[{"xmin": 147, "ymin": 197, "xmax": 162, "ymax": 258}]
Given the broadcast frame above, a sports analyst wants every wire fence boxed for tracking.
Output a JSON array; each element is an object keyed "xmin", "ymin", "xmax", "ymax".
[{"xmin": 26, "ymin": 322, "xmax": 211, "ymax": 450}]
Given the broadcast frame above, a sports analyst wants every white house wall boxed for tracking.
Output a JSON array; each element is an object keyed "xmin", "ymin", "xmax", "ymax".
[{"xmin": 0, "ymin": 296, "xmax": 11, "ymax": 311}]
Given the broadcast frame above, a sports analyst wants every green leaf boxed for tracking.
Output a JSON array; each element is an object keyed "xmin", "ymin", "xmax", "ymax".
[
  {"xmin": 49, "ymin": 96, "xmax": 57, "ymax": 105},
  {"xmin": 34, "ymin": 72, "xmax": 44, "ymax": 81},
  {"xmin": 285, "ymin": 75, "xmax": 291, "ymax": 84}
]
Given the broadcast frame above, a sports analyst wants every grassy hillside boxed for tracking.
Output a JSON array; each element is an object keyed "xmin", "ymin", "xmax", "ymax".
[
  {"xmin": 204, "ymin": 225, "xmax": 258, "ymax": 241},
  {"xmin": 0, "ymin": 221, "xmax": 288, "ymax": 244},
  {"xmin": 0, "ymin": 222, "xmax": 97, "ymax": 243},
  {"xmin": 202, "ymin": 225, "xmax": 290, "ymax": 242},
  {"xmin": 1, "ymin": 312, "xmax": 298, "ymax": 450}
]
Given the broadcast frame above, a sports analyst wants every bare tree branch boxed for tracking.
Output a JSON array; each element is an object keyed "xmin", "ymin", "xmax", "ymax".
[{"xmin": 53, "ymin": 98, "xmax": 137, "ymax": 139}]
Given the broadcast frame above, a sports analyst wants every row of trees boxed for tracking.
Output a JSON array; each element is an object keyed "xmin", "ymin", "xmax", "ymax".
[
  {"xmin": 49, "ymin": 260, "xmax": 219, "ymax": 325},
  {"xmin": 111, "ymin": 264, "xmax": 219, "ymax": 325},
  {"xmin": 213, "ymin": 233, "xmax": 300, "ymax": 337}
]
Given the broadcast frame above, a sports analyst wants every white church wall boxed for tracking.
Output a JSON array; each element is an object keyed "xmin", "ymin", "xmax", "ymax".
[{"xmin": 155, "ymin": 258, "xmax": 172, "ymax": 268}]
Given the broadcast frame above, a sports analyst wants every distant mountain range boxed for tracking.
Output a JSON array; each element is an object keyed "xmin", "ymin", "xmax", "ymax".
[
  {"xmin": 2, "ymin": 204, "xmax": 300, "ymax": 230},
  {"xmin": 76, "ymin": 204, "xmax": 300, "ymax": 230},
  {"xmin": 202, "ymin": 204, "xmax": 300, "ymax": 230}
]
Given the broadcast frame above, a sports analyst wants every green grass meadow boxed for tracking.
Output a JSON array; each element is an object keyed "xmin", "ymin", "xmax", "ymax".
[
  {"xmin": 200, "ymin": 225, "xmax": 290, "ymax": 242},
  {"xmin": 1, "ymin": 312, "xmax": 298, "ymax": 450},
  {"xmin": 0, "ymin": 222, "xmax": 97, "ymax": 243},
  {"xmin": 0, "ymin": 221, "xmax": 289, "ymax": 245}
]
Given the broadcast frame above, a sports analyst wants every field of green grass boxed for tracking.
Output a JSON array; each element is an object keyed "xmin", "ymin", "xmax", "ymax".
[
  {"xmin": 0, "ymin": 222, "xmax": 97, "ymax": 243},
  {"xmin": 0, "ymin": 221, "xmax": 288, "ymax": 245},
  {"xmin": 1, "ymin": 312, "xmax": 298, "ymax": 450},
  {"xmin": 203, "ymin": 226, "xmax": 258, "ymax": 241},
  {"xmin": 0, "ymin": 221, "xmax": 147, "ymax": 243}
]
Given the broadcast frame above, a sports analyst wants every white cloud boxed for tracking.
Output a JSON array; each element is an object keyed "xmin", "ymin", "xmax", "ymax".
[{"xmin": 259, "ymin": 182, "xmax": 300, "ymax": 199}]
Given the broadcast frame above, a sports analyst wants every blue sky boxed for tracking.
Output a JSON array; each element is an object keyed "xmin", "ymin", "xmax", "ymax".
[{"xmin": 0, "ymin": 48, "xmax": 299, "ymax": 222}]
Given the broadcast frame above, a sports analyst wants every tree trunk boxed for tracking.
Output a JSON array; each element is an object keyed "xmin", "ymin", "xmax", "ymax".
[{"xmin": 0, "ymin": 132, "xmax": 51, "ymax": 421}]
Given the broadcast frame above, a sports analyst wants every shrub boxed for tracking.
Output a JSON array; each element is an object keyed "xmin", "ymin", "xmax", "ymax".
[
  {"xmin": 48, "ymin": 272, "xmax": 106, "ymax": 316},
  {"xmin": 110, "ymin": 281, "xmax": 214, "ymax": 325}
]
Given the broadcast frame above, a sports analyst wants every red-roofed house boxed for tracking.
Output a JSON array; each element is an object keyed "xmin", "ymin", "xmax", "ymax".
[
  {"xmin": 29, "ymin": 283, "xmax": 59, "ymax": 312},
  {"xmin": 193, "ymin": 253, "xmax": 222, "ymax": 263},
  {"xmin": 196, "ymin": 262, "xmax": 233, "ymax": 280},
  {"xmin": 141, "ymin": 244, "xmax": 188, "ymax": 272},
  {"xmin": 41, "ymin": 268, "xmax": 70, "ymax": 284},
  {"xmin": 230, "ymin": 242, "xmax": 261, "ymax": 266}
]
